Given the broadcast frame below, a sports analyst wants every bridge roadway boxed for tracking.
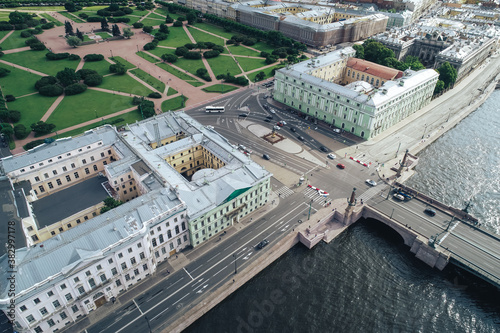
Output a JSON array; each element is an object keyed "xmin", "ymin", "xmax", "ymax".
[{"xmin": 365, "ymin": 190, "xmax": 500, "ymax": 288}]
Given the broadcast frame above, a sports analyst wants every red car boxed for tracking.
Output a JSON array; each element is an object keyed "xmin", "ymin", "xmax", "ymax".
[
  {"xmin": 276, "ymin": 122, "xmax": 284, "ymax": 127},
  {"xmin": 336, "ymin": 163, "xmax": 345, "ymax": 169}
]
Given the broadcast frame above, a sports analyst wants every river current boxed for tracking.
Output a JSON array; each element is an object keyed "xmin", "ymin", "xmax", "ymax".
[{"xmin": 186, "ymin": 91, "xmax": 500, "ymax": 333}]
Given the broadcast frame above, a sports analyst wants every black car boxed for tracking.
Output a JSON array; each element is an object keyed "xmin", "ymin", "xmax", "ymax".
[
  {"xmin": 320, "ymin": 146, "xmax": 328, "ymax": 152},
  {"xmin": 266, "ymin": 115, "xmax": 273, "ymax": 119},
  {"xmin": 264, "ymin": 119, "xmax": 271, "ymax": 122},
  {"xmin": 298, "ymin": 136, "xmax": 305, "ymax": 141},
  {"xmin": 424, "ymin": 208, "xmax": 436, "ymax": 216},
  {"xmin": 290, "ymin": 127, "xmax": 296, "ymax": 132},
  {"xmin": 263, "ymin": 154, "xmax": 270, "ymax": 160},
  {"xmin": 256, "ymin": 239, "xmax": 269, "ymax": 249},
  {"xmin": 239, "ymin": 113, "xmax": 248, "ymax": 117}
]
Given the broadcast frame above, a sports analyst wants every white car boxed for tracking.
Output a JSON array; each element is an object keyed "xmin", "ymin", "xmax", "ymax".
[
  {"xmin": 270, "ymin": 109, "xmax": 276, "ymax": 114},
  {"xmin": 281, "ymin": 120, "xmax": 287, "ymax": 125},
  {"xmin": 393, "ymin": 194, "xmax": 405, "ymax": 201},
  {"xmin": 327, "ymin": 153, "xmax": 336, "ymax": 159},
  {"xmin": 365, "ymin": 179, "xmax": 377, "ymax": 187},
  {"xmin": 273, "ymin": 126, "xmax": 281, "ymax": 131}
]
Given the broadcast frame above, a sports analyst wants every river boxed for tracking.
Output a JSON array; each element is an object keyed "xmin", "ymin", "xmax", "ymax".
[{"xmin": 185, "ymin": 91, "xmax": 500, "ymax": 333}]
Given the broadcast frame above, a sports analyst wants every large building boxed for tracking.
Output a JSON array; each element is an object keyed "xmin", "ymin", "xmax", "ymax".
[
  {"xmin": 0, "ymin": 112, "xmax": 272, "ymax": 333},
  {"xmin": 273, "ymin": 47, "xmax": 439, "ymax": 139}
]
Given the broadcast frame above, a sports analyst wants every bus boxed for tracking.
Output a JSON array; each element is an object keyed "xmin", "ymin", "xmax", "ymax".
[{"xmin": 206, "ymin": 106, "xmax": 225, "ymax": 113}]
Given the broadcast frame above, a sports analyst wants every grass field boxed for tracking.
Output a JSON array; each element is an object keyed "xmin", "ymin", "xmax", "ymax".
[
  {"xmin": 38, "ymin": 13, "xmax": 64, "ymax": 26},
  {"xmin": 153, "ymin": 8, "xmax": 183, "ymax": 20},
  {"xmin": 250, "ymin": 41, "xmax": 276, "ymax": 54},
  {"xmin": 124, "ymin": 15, "xmax": 143, "ymax": 25},
  {"xmin": 236, "ymin": 57, "xmax": 268, "ymax": 72},
  {"xmin": 82, "ymin": 5, "xmax": 108, "ymax": 11},
  {"xmin": 247, "ymin": 64, "xmax": 284, "ymax": 82},
  {"xmin": 0, "ymin": 30, "xmax": 12, "ymax": 41},
  {"xmin": 47, "ymin": 90, "xmax": 132, "ymax": 130},
  {"xmin": 136, "ymin": 51, "xmax": 159, "ymax": 64},
  {"xmin": 139, "ymin": 18, "xmax": 164, "ymax": 27},
  {"xmin": 173, "ymin": 57, "xmax": 205, "ymax": 76},
  {"xmin": 131, "ymin": 9, "xmax": 150, "ymax": 16},
  {"xmin": 166, "ymin": 87, "xmax": 178, "ymax": 96},
  {"xmin": 193, "ymin": 23, "xmax": 234, "ymax": 39},
  {"xmin": 188, "ymin": 27, "xmax": 224, "ymax": 46},
  {"xmin": 110, "ymin": 56, "xmax": 136, "ymax": 70},
  {"xmin": 96, "ymin": 32, "xmax": 112, "ymax": 39},
  {"xmin": 202, "ymin": 84, "xmax": 238, "ymax": 93},
  {"xmin": 0, "ymin": 12, "xmax": 10, "ymax": 21},
  {"xmin": 2, "ymin": 51, "xmax": 79, "ymax": 76},
  {"xmin": 156, "ymin": 63, "xmax": 203, "ymax": 87},
  {"xmin": 0, "ymin": 64, "xmax": 41, "ymax": 97},
  {"xmin": 206, "ymin": 55, "xmax": 241, "ymax": 77},
  {"xmin": 99, "ymin": 74, "xmax": 154, "ymax": 96},
  {"xmin": 147, "ymin": 46, "xmax": 174, "ymax": 59},
  {"xmin": 10, "ymin": 6, "xmax": 65, "ymax": 11},
  {"xmin": 130, "ymin": 68, "xmax": 165, "ymax": 92},
  {"xmin": 147, "ymin": 13, "xmax": 166, "ymax": 20},
  {"xmin": 161, "ymin": 95, "xmax": 186, "ymax": 112},
  {"xmin": 82, "ymin": 60, "xmax": 112, "ymax": 75},
  {"xmin": 226, "ymin": 45, "xmax": 261, "ymax": 57},
  {"xmin": 8, "ymin": 94, "xmax": 58, "ymax": 128},
  {"xmin": 156, "ymin": 26, "xmax": 191, "ymax": 48},
  {"xmin": 58, "ymin": 11, "xmax": 86, "ymax": 23},
  {"xmin": 0, "ymin": 30, "xmax": 30, "ymax": 50}
]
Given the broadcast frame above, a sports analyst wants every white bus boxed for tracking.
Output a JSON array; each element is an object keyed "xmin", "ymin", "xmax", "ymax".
[{"xmin": 206, "ymin": 106, "xmax": 225, "ymax": 113}]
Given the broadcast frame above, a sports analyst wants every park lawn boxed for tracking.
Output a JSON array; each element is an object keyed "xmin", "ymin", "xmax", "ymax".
[
  {"xmin": 153, "ymin": 7, "xmax": 169, "ymax": 16},
  {"xmin": 206, "ymin": 55, "xmax": 241, "ymax": 77},
  {"xmin": 2, "ymin": 51, "xmax": 79, "ymax": 76},
  {"xmin": 174, "ymin": 57, "xmax": 205, "ymax": 76},
  {"xmin": 187, "ymin": 27, "xmax": 224, "ymax": 46},
  {"xmin": 156, "ymin": 63, "xmax": 203, "ymax": 87},
  {"xmin": 47, "ymin": 90, "xmax": 132, "ymax": 130},
  {"xmin": 100, "ymin": 74, "xmax": 154, "ymax": 96},
  {"xmin": 0, "ymin": 30, "xmax": 12, "ymax": 41},
  {"xmin": 161, "ymin": 95, "xmax": 187, "ymax": 112},
  {"xmin": 147, "ymin": 13, "xmax": 166, "ymax": 20},
  {"xmin": 8, "ymin": 94, "xmax": 58, "ymax": 129},
  {"xmin": 147, "ymin": 46, "xmax": 174, "ymax": 59},
  {"xmin": 82, "ymin": 60, "xmax": 112, "ymax": 75},
  {"xmin": 236, "ymin": 57, "xmax": 268, "ymax": 72},
  {"xmin": 193, "ymin": 22, "xmax": 234, "ymax": 39},
  {"xmin": 0, "ymin": 12, "xmax": 11, "ymax": 21},
  {"xmin": 125, "ymin": 15, "xmax": 143, "ymax": 25},
  {"xmin": 139, "ymin": 18, "xmax": 164, "ymax": 27},
  {"xmin": 136, "ymin": 51, "xmax": 160, "ymax": 64},
  {"xmin": 226, "ymin": 45, "xmax": 261, "ymax": 57},
  {"xmin": 38, "ymin": 13, "xmax": 64, "ymax": 26},
  {"xmin": 54, "ymin": 110, "xmax": 143, "ymax": 138},
  {"xmin": 247, "ymin": 64, "xmax": 284, "ymax": 82},
  {"xmin": 96, "ymin": 32, "xmax": 112, "ymax": 39},
  {"xmin": 10, "ymin": 6, "xmax": 65, "ymax": 11},
  {"xmin": 110, "ymin": 56, "xmax": 136, "ymax": 70},
  {"xmin": 166, "ymin": 87, "xmax": 177, "ymax": 96},
  {"xmin": 130, "ymin": 68, "xmax": 165, "ymax": 92},
  {"xmin": 82, "ymin": 35, "xmax": 92, "ymax": 42},
  {"xmin": 156, "ymin": 26, "xmax": 191, "ymax": 48},
  {"xmin": 202, "ymin": 84, "xmax": 238, "ymax": 93},
  {"xmin": 250, "ymin": 41, "xmax": 276, "ymax": 54},
  {"xmin": 0, "ymin": 64, "xmax": 41, "ymax": 97},
  {"xmin": 58, "ymin": 11, "xmax": 86, "ymax": 23},
  {"xmin": 131, "ymin": 9, "xmax": 150, "ymax": 16},
  {"xmin": 0, "ymin": 30, "xmax": 30, "ymax": 50},
  {"xmin": 82, "ymin": 5, "xmax": 108, "ymax": 11}
]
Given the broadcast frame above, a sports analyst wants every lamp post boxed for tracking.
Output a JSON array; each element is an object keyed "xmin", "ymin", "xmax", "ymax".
[
  {"xmin": 307, "ymin": 199, "xmax": 313, "ymax": 220},
  {"xmin": 110, "ymin": 49, "xmax": 113, "ymax": 58},
  {"xmin": 233, "ymin": 253, "xmax": 237, "ymax": 274},
  {"xmin": 421, "ymin": 123, "xmax": 428, "ymax": 139}
]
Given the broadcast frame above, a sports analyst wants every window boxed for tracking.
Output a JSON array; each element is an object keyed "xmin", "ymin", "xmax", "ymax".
[
  {"xmin": 96, "ymin": 264, "xmax": 102, "ymax": 270},
  {"xmin": 128, "ymin": 247, "xmax": 132, "ymax": 253},
  {"xmin": 40, "ymin": 307, "xmax": 48, "ymax": 316},
  {"xmin": 137, "ymin": 243, "xmax": 142, "ymax": 248},
  {"xmin": 48, "ymin": 182, "xmax": 53, "ymax": 189},
  {"xmin": 60, "ymin": 311, "xmax": 67, "ymax": 320},
  {"xmin": 33, "ymin": 298, "xmax": 41, "ymax": 305},
  {"xmin": 66, "ymin": 175, "xmax": 71, "ymax": 182},
  {"xmin": 125, "ymin": 274, "xmax": 131, "ymax": 281},
  {"xmin": 116, "ymin": 280, "xmax": 122, "ymax": 287},
  {"xmin": 60, "ymin": 283, "xmax": 67, "ymax": 290},
  {"xmin": 130, "ymin": 257, "xmax": 136, "ymax": 265},
  {"xmin": 175, "ymin": 226, "xmax": 180, "ymax": 235},
  {"xmin": 88, "ymin": 278, "xmax": 96, "ymax": 288},
  {"xmin": 85, "ymin": 168, "xmax": 90, "ymax": 175},
  {"xmin": 65, "ymin": 293, "xmax": 72, "ymax": 301},
  {"xmin": 108, "ymin": 258, "xmax": 113, "ymax": 264},
  {"xmin": 71, "ymin": 305, "xmax": 79, "ymax": 313},
  {"xmin": 78, "ymin": 286, "xmax": 85, "ymax": 294},
  {"xmin": 38, "ymin": 185, "xmax": 45, "ymax": 193},
  {"xmin": 62, "ymin": 166, "xmax": 67, "ymax": 172},
  {"xmin": 82, "ymin": 159, "xmax": 86, "ymax": 164},
  {"xmin": 143, "ymin": 264, "xmax": 148, "ymax": 271},
  {"xmin": 134, "ymin": 268, "xmax": 140, "ymax": 275},
  {"xmin": 44, "ymin": 173, "xmax": 49, "ymax": 179},
  {"xmin": 111, "ymin": 268, "xmax": 118, "ymax": 275},
  {"xmin": 48, "ymin": 319, "xmax": 56, "ymax": 327},
  {"xmin": 152, "ymin": 238, "xmax": 157, "ymax": 247},
  {"xmin": 34, "ymin": 327, "xmax": 43, "ymax": 333},
  {"xmin": 93, "ymin": 165, "xmax": 98, "ymax": 171},
  {"xmin": 85, "ymin": 270, "xmax": 91, "ymax": 276},
  {"xmin": 74, "ymin": 172, "xmax": 79, "ymax": 179},
  {"xmin": 118, "ymin": 253, "xmax": 123, "ymax": 258},
  {"xmin": 56, "ymin": 179, "xmax": 62, "ymax": 186},
  {"xmin": 53, "ymin": 170, "xmax": 57, "ymax": 175},
  {"xmin": 34, "ymin": 176, "xmax": 40, "ymax": 182},
  {"xmin": 26, "ymin": 315, "xmax": 35, "ymax": 323},
  {"xmin": 159, "ymin": 234, "xmax": 164, "ymax": 243},
  {"xmin": 20, "ymin": 305, "xmax": 27, "ymax": 312},
  {"xmin": 53, "ymin": 300, "xmax": 61, "ymax": 308},
  {"xmin": 71, "ymin": 163, "xmax": 76, "ymax": 168},
  {"xmin": 121, "ymin": 263, "xmax": 127, "ymax": 270},
  {"xmin": 100, "ymin": 274, "xmax": 106, "ymax": 282},
  {"xmin": 59, "ymin": 227, "xmax": 63, "ymax": 232},
  {"xmin": 169, "ymin": 243, "xmax": 174, "ymax": 250},
  {"xmin": 167, "ymin": 230, "xmax": 172, "ymax": 239}
]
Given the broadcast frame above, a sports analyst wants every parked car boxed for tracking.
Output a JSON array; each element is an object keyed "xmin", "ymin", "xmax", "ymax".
[
  {"xmin": 256, "ymin": 239, "xmax": 269, "ymax": 249},
  {"xmin": 393, "ymin": 194, "xmax": 405, "ymax": 201},
  {"xmin": 263, "ymin": 154, "xmax": 270, "ymax": 160},
  {"xmin": 424, "ymin": 208, "xmax": 436, "ymax": 216},
  {"xmin": 320, "ymin": 146, "xmax": 328, "ymax": 152},
  {"xmin": 333, "ymin": 128, "xmax": 341, "ymax": 134},
  {"xmin": 336, "ymin": 163, "xmax": 345, "ymax": 169},
  {"xmin": 327, "ymin": 153, "xmax": 336, "ymax": 159},
  {"xmin": 365, "ymin": 179, "xmax": 377, "ymax": 187}
]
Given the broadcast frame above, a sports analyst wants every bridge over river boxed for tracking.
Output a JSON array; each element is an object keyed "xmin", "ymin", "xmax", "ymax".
[{"xmin": 299, "ymin": 183, "xmax": 500, "ymax": 289}]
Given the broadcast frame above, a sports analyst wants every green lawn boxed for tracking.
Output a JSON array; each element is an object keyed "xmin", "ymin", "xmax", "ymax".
[
  {"xmin": 166, "ymin": 87, "xmax": 177, "ymax": 96},
  {"xmin": 82, "ymin": 5, "xmax": 108, "ymax": 11},
  {"xmin": 0, "ymin": 64, "xmax": 41, "ymax": 97},
  {"xmin": 207, "ymin": 55, "xmax": 241, "ymax": 77},
  {"xmin": 147, "ymin": 46, "xmax": 175, "ymax": 59},
  {"xmin": 188, "ymin": 27, "xmax": 224, "ymax": 46},
  {"xmin": 247, "ymin": 64, "xmax": 284, "ymax": 82},
  {"xmin": 10, "ymin": 6, "xmax": 65, "ymax": 11},
  {"xmin": 147, "ymin": 13, "xmax": 166, "ymax": 20},
  {"xmin": 39, "ymin": 13, "xmax": 64, "ymax": 26},
  {"xmin": 8, "ymin": 94, "xmax": 58, "ymax": 129},
  {"xmin": 82, "ymin": 60, "xmax": 112, "ymax": 75},
  {"xmin": 100, "ymin": 74, "xmax": 154, "ymax": 96},
  {"xmin": 130, "ymin": 68, "xmax": 165, "ymax": 92},
  {"xmin": 202, "ymin": 84, "xmax": 238, "ymax": 93},
  {"xmin": 139, "ymin": 18, "xmax": 164, "ymax": 27},
  {"xmin": 0, "ymin": 12, "xmax": 11, "ymax": 21},
  {"xmin": 251, "ymin": 41, "xmax": 276, "ymax": 54},
  {"xmin": 156, "ymin": 26, "xmax": 191, "ymax": 48},
  {"xmin": 110, "ymin": 56, "xmax": 136, "ymax": 70},
  {"xmin": 0, "ymin": 30, "xmax": 12, "ymax": 41},
  {"xmin": 96, "ymin": 32, "xmax": 112, "ymax": 39},
  {"xmin": 193, "ymin": 22, "xmax": 234, "ymax": 39},
  {"xmin": 57, "ymin": 11, "xmax": 86, "ymax": 23},
  {"xmin": 2, "ymin": 51, "xmax": 79, "ymax": 76},
  {"xmin": 156, "ymin": 63, "xmax": 203, "ymax": 87},
  {"xmin": 47, "ymin": 90, "xmax": 132, "ymax": 130},
  {"xmin": 136, "ymin": 51, "xmax": 160, "ymax": 64},
  {"xmin": 227, "ymin": 45, "xmax": 261, "ymax": 57},
  {"xmin": 131, "ymin": 9, "xmax": 150, "ymax": 16},
  {"xmin": 0, "ymin": 30, "xmax": 30, "ymax": 50},
  {"xmin": 161, "ymin": 95, "xmax": 187, "ymax": 112},
  {"xmin": 236, "ymin": 57, "xmax": 268, "ymax": 72},
  {"xmin": 174, "ymin": 57, "xmax": 205, "ymax": 76},
  {"xmin": 54, "ymin": 110, "xmax": 143, "ymax": 138},
  {"xmin": 154, "ymin": 8, "xmax": 169, "ymax": 16},
  {"xmin": 125, "ymin": 15, "xmax": 143, "ymax": 25}
]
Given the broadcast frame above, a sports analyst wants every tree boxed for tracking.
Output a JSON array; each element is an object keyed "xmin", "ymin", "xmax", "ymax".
[
  {"xmin": 64, "ymin": 21, "xmax": 74, "ymax": 35},
  {"xmin": 161, "ymin": 53, "xmax": 178, "ymax": 63},
  {"xmin": 112, "ymin": 24, "xmax": 121, "ymax": 36},
  {"xmin": 175, "ymin": 46, "xmax": 189, "ymax": 57},
  {"xmin": 173, "ymin": 20, "xmax": 183, "ymax": 27},
  {"xmin": 165, "ymin": 15, "xmax": 174, "ymax": 24},
  {"xmin": 64, "ymin": 2, "xmax": 78, "ymax": 12},
  {"xmin": 186, "ymin": 12, "xmax": 196, "ymax": 25},
  {"xmin": 437, "ymin": 62, "xmax": 457, "ymax": 89},
  {"xmin": 35, "ymin": 76, "xmax": 57, "ymax": 90},
  {"xmin": 56, "ymin": 67, "xmax": 80, "ymax": 87},
  {"xmin": 0, "ymin": 123, "xmax": 13, "ymax": 139},
  {"xmin": 352, "ymin": 44, "xmax": 364, "ymax": 59},
  {"xmin": 433, "ymin": 80, "xmax": 445, "ymax": 95},
  {"xmin": 66, "ymin": 36, "xmax": 82, "ymax": 48},
  {"xmin": 76, "ymin": 28, "xmax": 84, "ymax": 41},
  {"xmin": 31, "ymin": 121, "xmax": 55, "ymax": 136},
  {"xmin": 255, "ymin": 71, "xmax": 266, "ymax": 81},
  {"xmin": 101, "ymin": 18, "xmax": 109, "ymax": 31},
  {"xmin": 159, "ymin": 24, "xmax": 169, "ymax": 34},
  {"xmin": 0, "ymin": 67, "xmax": 11, "ymax": 77},
  {"xmin": 14, "ymin": 124, "xmax": 30, "ymax": 140},
  {"xmin": 64, "ymin": 83, "xmax": 87, "ymax": 95},
  {"xmin": 143, "ymin": 26, "xmax": 153, "ymax": 34},
  {"xmin": 8, "ymin": 110, "xmax": 20, "ymax": 123},
  {"xmin": 76, "ymin": 69, "xmax": 98, "ymax": 79},
  {"xmin": 38, "ymin": 84, "xmax": 63, "ymax": 97},
  {"xmin": 109, "ymin": 63, "xmax": 126, "ymax": 75},
  {"xmin": 132, "ymin": 22, "xmax": 144, "ymax": 29},
  {"xmin": 84, "ymin": 74, "xmax": 103, "ymax": 86},
  {"xmin": 123, "ymin": 28, "xmax": 134, "ymax": 39}
]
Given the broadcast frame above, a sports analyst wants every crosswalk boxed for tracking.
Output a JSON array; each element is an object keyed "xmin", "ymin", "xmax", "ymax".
[
  {"xmin": 274, "ymin": 186, "xmax": 294, "ymax": 199},
  {"xmin": 302, "ymin": 187, "xmax": 332, "ymax": 204},
  {"xmin": 357, "ymin": 185, "xmax": 387, "ymax": 202}
]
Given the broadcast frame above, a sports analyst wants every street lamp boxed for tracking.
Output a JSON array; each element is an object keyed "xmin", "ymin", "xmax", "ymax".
[
  {"xmin": 307, "ymin": 199, "xmax": 313, "ymax": 220},
  {"xmin": 421, "ymin": 123, "xmax": 428, "ymax": 139},
  {"xmin": 233, "ymin": 253, "xmax": 237, "ymax": 274}
]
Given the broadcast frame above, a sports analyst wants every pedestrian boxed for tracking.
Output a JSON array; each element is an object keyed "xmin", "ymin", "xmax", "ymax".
[
  {"xmin": 233, "ymin": 279, "xmax": 235, "ymax": 283},
  {"xmin": 176, "ymin": 255, "xmax": 178, "ymax": 259},
  {"xmin": 361, "ymin": 199, "xmax": 364, "ymax": 205}
]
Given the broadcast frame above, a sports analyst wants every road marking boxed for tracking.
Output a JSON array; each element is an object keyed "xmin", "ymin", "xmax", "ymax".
[
  {"xmin": 207, "ymin": 252, "xmax": 220, "ymax": 262},
  {"xmin": 438, "ymin": 221, "xmax": 460, "ymax": 244},
  {"xmin": 190, "ymin": 264, "xmax": 204, "ymax": 273},
  {"xmin": 133, "ymin": 300, "xmax": 143, "ymax": 315},
  {"xmin": 213, "ymin": 265, "xmax": 229, "ymax": 277},
  {"xmin": 184, "ymin": 268, "xmax": 194, "ymax": 280},
  {"xmin": 192, "ymin": 278, "xmax": 204, "ymax": 288}
]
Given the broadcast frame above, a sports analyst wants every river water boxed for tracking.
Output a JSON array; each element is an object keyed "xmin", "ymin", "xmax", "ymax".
[{"xmin": 185, "ymin": 92, "xmax": 500, "ymax": 333}]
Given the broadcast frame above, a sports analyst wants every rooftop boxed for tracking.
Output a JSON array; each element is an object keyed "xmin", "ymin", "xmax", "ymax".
[{"xmin": 347, "ymin": 58, "xmax": 404, "ymax": 80}]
